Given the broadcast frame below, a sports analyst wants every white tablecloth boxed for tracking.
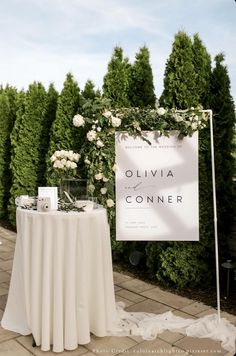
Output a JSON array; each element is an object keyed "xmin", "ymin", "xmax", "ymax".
[{"xmin": 1, "ymin": 208, "xmax": 117, "ymax": 352}]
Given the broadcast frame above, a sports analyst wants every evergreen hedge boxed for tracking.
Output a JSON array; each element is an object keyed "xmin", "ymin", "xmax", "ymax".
[
  {"xmin": 210, "ymin": 54, "xmax": 236, "ymax": 249},
  {"xmin": 8, "ymin": 83, "xmax": 48, "ymax": 226},
  {"xmin": 46, "ymin": 73, "xmax": 81, "ymax": 186},
  {"xmin": 129, "ymin": 46, "xmax": 156, "ymax": 108},
  {"xmin": 150, "ymin": 31, "xmax": 215, "ymax": 288},
  {"xmin": 103, "ymin": 47, "xmax": 131, "ymax": 108},
  {"xmin": 0, "ymin": 86, "xmax": 18, "ymax": 218}
]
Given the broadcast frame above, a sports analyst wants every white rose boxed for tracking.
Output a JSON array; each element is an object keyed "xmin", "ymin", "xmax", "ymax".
[
  {"xmin": 111, "ymin": 116, "xmax": 121, "ymax": 128},
  {"xmin": 61, "ymin": 158, "xmax": 67, "ymax": 166},
  {"xmin": 92, "ymin": 125, "xmax": 96, "ymax": 129},
  {"xmin": 84, "ymin": 158, "xmax": 91, "ymax": 165},
  {"xmin": 97, "ymin": 127, "xmax": 101, "ymax": 132},
  {"xmin": 54, "ymin": 160, "xmax": 64, "ymax": 169},
  {"xmin": 103, "ymin": 111, "xmax": 112, "ymax": 118},
  {"xmin": 73, "ymin": 153, "xmax": 80, "ymax": 162},
  {"xmin": 66, "ymin": 160, "xmax": 72, "ymax": 169},
  {"xmin": 87, "ymin": 130, "xmax": 97, "ymax": 141},
  {"xmin": 60, "ymin": 150, "xmax": 66, "ymax": 157},
  {"xmin": 70, "ymin": 162, "xmax": 77, "ymax": 169},
  {"xmin": 88, "ymin": 184, "xmax": 95, "ymax": 193},
  {"xmin": 95, "ymin": 173, "xmax": 103, "ymax": 180},
  {"xmin": 54, "ymin": 150, "xmax": 61, "ymax": 158},
  {"xmin": 50, "ymin": 154, "xmax": 56, "ymax": 162},
  {"xmin": 103, "ymin": 177, "xmax": 109, "ymax": 182},
  {"xmin": 112, "ymin": 164, "xmax": 118, "ymax": 172},
  {"xmin": 100, "ymin": 187, "xmax": 107, "ymax": 195},
  {"xmin": 97, "ymin": 140, "xmax": 104, "ymax": 148},
  {"xmin": 174, "ymin": 114, "xmax": 183, "ymax": 122},
  {"xmin": 67, "ymin": 152, "xmax": 74, "ymax": 161},
  {"xmin": 191, "ymin": 122, "xmax": 198, "ymax": 130},
  {"xmin": 106, "ymin": 199, "xmax": 115, "ymax": 208},
  {"xmin": 53, "ymin": 159, "xmax": 60, "ymax": 168},
  {"xmin": 157, "ymin": 107, "xmax": 166, "ymax": 116},
  {"xmin": 73, "ymin": 114, "xmax": 85, "ymax": 127}
]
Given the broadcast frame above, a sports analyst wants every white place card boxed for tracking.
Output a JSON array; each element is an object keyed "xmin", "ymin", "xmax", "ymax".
[{"xmin": 38, "ymin": 187, "xmax": 58, "ymax": 210}]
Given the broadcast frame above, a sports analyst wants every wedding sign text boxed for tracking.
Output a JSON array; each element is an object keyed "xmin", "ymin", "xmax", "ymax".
[{"xmin": 115, "ymin": 131, "xmax": 199, "ymax": 241}]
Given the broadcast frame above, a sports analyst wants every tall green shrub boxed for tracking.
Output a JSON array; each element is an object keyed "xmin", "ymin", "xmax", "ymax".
[
  {"xmin": 192, "ymin": 34, "xmax": 212, "ymax": 108},
  {"xmin": 160, "ymin": 31, "xmax": 198, "ymax": 109},
  {"xmin": 103, "ymin": 47, "xmax": 131, "ymax": 108},
  {"xmin": 152, "ymin": 31, "xmax": 214, "ymax": 288},
  {"xmin": 0, "ymin": 86, "xmax": 18, "ymax": 218},
  {"xmin": 8, "ymin": 83, "xmax": 48, "ymax": 226},
  {"xmin": 39, "ymin": 84, "xmax": 58, "ymax": 185},
  {"xmin": 210, "ymin": 54, "xmax": 236, "ymax": 248},
  {"xmin": 46, "ymin": 73, "xmax": 81, "ymax": 185},
  {"xmin": 82, "ymin": 80, "xmax": 96, "ymax": 101},
  {"xmin": 129, "ymin": 46, "xmax": 156, "ymax": 108}
]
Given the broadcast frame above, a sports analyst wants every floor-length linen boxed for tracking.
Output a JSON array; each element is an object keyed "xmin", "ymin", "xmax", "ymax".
[{"xmin": 1, "ymin": 208, "xmax": 117, "ymax": 352}]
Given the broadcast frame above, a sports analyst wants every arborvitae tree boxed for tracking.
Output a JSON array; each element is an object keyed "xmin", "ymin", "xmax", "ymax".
[
  {"xmin": 103, "ymin": 46, "xmax": 131, "ymax": 108},
  {"xmin": 129, "ymin": 46, "xmax": 156, "ymax": 108},
  {"xmin": 160, "ymin": 31, "xmax": 198, "ymax": 109},
  {"xmin": 210, "ymin": 53, "xmax": 236, "ymax": 247},
  {"xmin": 192, "ymin": 34, "xmax": 212, "ymax": 108},
  {"xmin": 153, "ymin": 31, "xmax": 215, "ymax": 287},
  {"xmin": 46, "ymin": 73, "xmax": 81, "ymax": 185},
  {"xmin": 8, "ymin": 83, "xmax": 48, "ymax": 226},
  {"xmin": 39, "ymin": 83, "xmax": 58, "ymax": 185},
  {"xmin": 0, "ymin": 86, "xmax": 18, "ymax": 218},
  {"xmin": 82, "ymin": 80, "xmax": 96, "ymax": 100}
]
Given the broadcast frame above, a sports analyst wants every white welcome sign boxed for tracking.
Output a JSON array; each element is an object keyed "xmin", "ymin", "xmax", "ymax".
[{"xmin": 115, "ymin": 131, "xmax": 199, "ymax": 241}]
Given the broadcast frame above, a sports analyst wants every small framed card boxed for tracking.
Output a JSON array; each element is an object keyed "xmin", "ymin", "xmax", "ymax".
[{"xmin": 38, "ymin": 187, "xmax": 58, "ymax": 210}]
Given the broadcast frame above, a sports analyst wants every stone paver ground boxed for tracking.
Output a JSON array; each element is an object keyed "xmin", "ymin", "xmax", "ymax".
[{"xmin": 0, "ymin": 226, "xmax": 235, "ymax": 356}]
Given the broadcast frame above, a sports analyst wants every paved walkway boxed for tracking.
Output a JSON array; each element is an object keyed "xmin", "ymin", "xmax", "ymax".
[{"xmin": 0, "ymin": 226, "xmax": 235, "ymax": 356}]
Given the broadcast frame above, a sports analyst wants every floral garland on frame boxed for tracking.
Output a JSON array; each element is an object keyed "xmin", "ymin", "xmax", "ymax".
[{"xmin": 51, "ymin": 97, "xmax": 209, "ymax": 221}]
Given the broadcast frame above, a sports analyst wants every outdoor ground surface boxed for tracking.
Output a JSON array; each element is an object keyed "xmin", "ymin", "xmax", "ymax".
[
  {"xmin": 113, "ymin": 262, "xmax": 236, "ymax": 317},
  {"xmin": 0, "ymin": 226, "xmax": 236, "ymax": 355}
]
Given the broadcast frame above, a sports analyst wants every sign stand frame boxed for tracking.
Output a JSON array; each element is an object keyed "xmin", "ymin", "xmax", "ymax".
[{"xmin": 208, "ymin": 109, "xmax": 221, "ymax": 322}]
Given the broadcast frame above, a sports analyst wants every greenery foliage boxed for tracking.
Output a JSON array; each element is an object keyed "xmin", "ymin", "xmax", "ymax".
[
  {"xmin": 46, "ymin": 73, "xmax": 81, "ymax": 186},
  {"xmin": 210, "ymin": 54, "xmax": 236, "ymax": 245},
  {"xmin": 8, "ymin": 83, "xmax": 48, "ymax": 226},
  {"xmin": 73, "ymin": 98, "xmax": 209, "ymax": 270},
  {"xmin": 0, "ymin": 39, "xmax": 235, "ymax": 289},
  {"xmin": 157, "ymin": 31, "xmax": 215, "ymax": 287},
  {"xmin": 39, "ymin": 83, "xmax": 58, "ymax": 186},
  {"xmin": 129, "ymin": 46, "xmax": 156, "ymax": 108},
  {"xmin": 160, "ymin": 31, "xmax": 198, "ymax": 109},
  {"xmin": 103, "ymin": 47, "xmax": 131, "ymax": 108},
  {"xmin": 192, "ymin": 34, "xmax": 212, "ymax": 108},
  {"xmin": 82, "ymin": 80, "xmax": 97, "ymax": 101},
  {"xmin": 0, "ymin": 86, "xmax": 18, "ymax": 218}
]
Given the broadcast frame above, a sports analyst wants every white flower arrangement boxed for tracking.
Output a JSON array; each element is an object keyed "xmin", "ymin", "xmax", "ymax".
[
  {"xmin": 96, "ymin": 139, "xmax": 104, "ymax": 148},
  {"xmin": 95, "ymin": 173, "xmax": 103, "ymax": 180},
  {"xmin": 87, "ymin": 130, "xmax": 97, "ymax": 141},
  {"xmin": 103, "ymin": 111, "xmax": 112, "ymax": 118},
  {"xmin": 50, "ymin": 150, "xmax": 80, "ymax": 171},
  {"xmin": 100, "ymin": 187, "xmax": 107, "ymax": 195},
  {"xmin": 70, "ymin": 102, "xmax": 210, "ymax": 215},
  {"xmin": 106, "ymin": 199, "xmax": 115, "ymax": 208},
  {"xmin": 73, "ymin": 114, "xmax": 85, "ymax": 127},
  {"xmin": 157, "ymin": 107, "xmax": 166, "ymax": 116},
  {"xmin": 111, "ymin": 116, "xmax": 121, "ymax": 128}
]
